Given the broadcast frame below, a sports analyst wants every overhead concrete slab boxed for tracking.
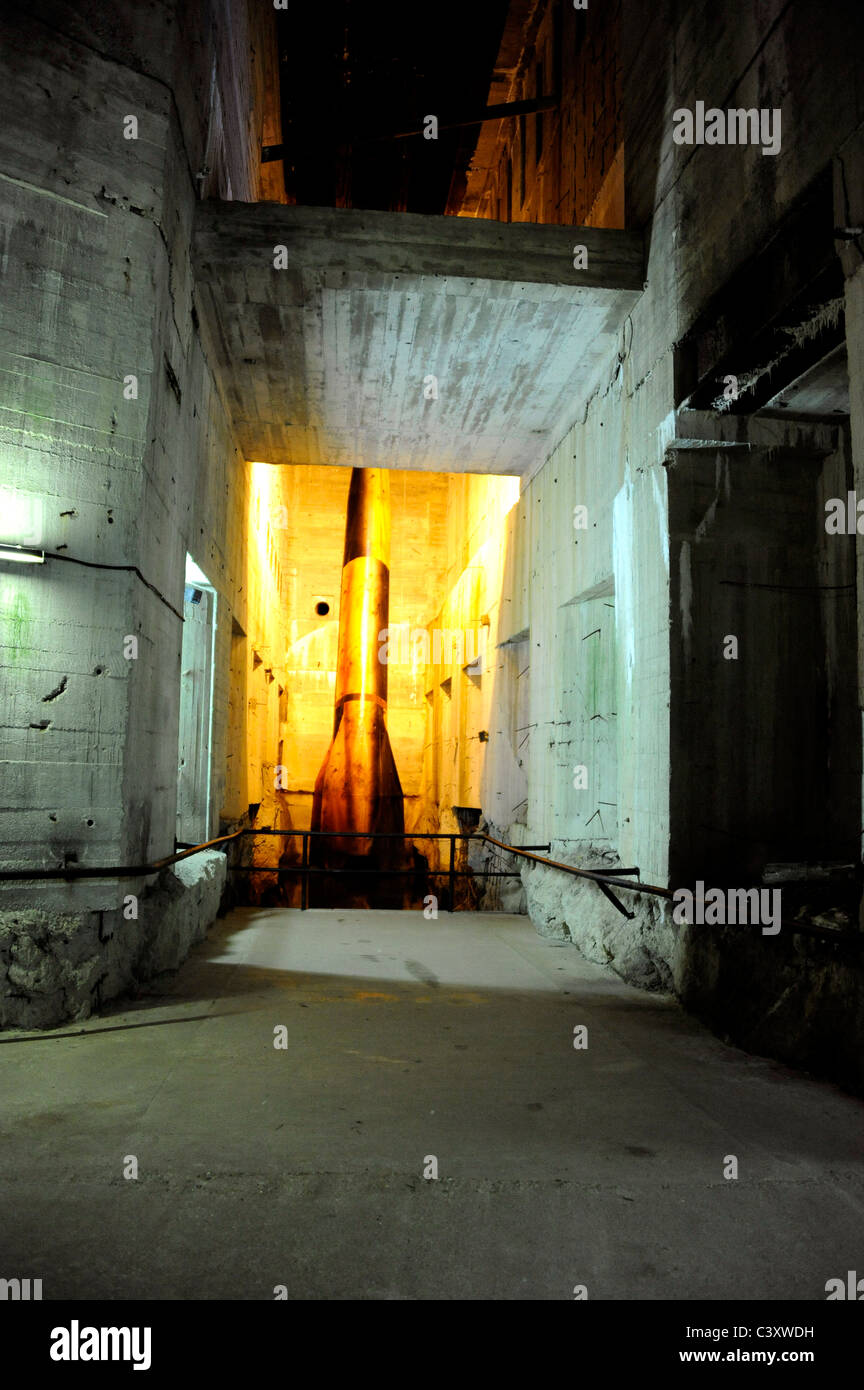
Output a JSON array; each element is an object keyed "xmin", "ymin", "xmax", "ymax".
[{"xmin": 193, "ymin": 203, "xmax": 644, "ymax": 474}]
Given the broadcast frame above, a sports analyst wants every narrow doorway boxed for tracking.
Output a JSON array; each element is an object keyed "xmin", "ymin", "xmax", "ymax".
[{"xmin": 177, "ymin": 555, "xmax": 217, "ymax": 845}]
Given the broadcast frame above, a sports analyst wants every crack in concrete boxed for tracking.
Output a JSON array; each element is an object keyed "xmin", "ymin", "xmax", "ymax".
[
  {"xmin": 0, "ymin": 170, "xmax": 108, "ymax": 218},
  {"xmin": 41, "ymin": 676, "xmax": 68, "ymax": 703}
]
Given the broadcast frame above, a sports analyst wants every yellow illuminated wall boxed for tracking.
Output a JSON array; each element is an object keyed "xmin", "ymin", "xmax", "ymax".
[
  {"xmin": 225, "ymin": 464, "xmax": 520, "ymax": 874},
  {"xmin": 415, "ymin": 474, "xmax": 521, "ymax": 867}
]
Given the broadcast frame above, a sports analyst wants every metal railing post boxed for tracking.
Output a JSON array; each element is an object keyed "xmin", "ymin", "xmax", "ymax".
[{"xmin": 448, "ymin": 835, "xmax": 456, "ymax": 912}]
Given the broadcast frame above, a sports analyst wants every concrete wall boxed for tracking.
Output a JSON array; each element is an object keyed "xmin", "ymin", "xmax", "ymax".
[
  {"xmin": 0, "ymin": 0, "xmax": 284, "ymax": 1025},
  {"xmin": 412, "ymin": 475, "xmax": 520, "ymax": 869},
  {"xmin": 461, "ymin": 0, "xmax": 864, "ymax": 1087},
  {"xmin": 668, "ymin": 443, "xmax": 858, "ymax": 885}
]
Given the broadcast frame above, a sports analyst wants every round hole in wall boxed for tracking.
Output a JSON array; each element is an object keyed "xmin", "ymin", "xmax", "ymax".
[
  {"xmin": 315, "ymin": 601, "xmax": 330, "ymax": 617},
  {"xmin": 85, "ymin": 818, "xmax": 94, "ymax": 827}
]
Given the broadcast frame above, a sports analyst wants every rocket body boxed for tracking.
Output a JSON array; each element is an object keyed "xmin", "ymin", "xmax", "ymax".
[{"xmin": 311, "ymin": 468, "xmax": 404, "ymax": 855}]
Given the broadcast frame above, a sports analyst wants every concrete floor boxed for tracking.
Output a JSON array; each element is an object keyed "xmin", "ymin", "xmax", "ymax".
[{"xmin": 1, "ymin": 908, "xmax": 862, "ymax": 1301}]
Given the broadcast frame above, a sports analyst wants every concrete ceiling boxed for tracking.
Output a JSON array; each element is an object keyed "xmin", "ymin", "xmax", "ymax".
[{"xmin": 193, "ymin": 203, "xmax": 644, "ymax": 474}]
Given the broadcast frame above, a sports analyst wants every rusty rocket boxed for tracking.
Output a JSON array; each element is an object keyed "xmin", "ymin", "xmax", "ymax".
[{"xmin": 311, "ymin": 467, "xmax": 404, "ymax": 856}]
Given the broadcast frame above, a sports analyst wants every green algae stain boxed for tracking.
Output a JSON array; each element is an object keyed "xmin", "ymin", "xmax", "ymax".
[{"xmin": 3, "ymin": 589, "xmax": 30, "ymax": 662}]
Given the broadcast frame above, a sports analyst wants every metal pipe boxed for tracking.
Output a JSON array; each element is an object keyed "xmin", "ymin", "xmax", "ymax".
[
  {"xmin": 231, "ymin": 867, "xmax": 502, "ymax": 877},
  {"xmin": 473, "ymin": 832, "xmax": 674, "ymax": 899},
  {"xmin": 248, "ymin": 830, "xmax": 551, "ymax": 844},
  {"xmin": 448, "ymin": 835, "xmax": 456, "ymax": 911},
  {"xmin": 0, "ymin": 829, "xmax": 245, "ymax": 881},
  {"xmin": 373, "ymin": 95, "xmax": 561, "ymax": 141},
  {"xmin": 260, "ymin": 95, "xmax": 561, "ymax": 162}
]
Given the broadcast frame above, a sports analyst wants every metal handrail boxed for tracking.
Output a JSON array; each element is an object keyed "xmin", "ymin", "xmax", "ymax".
[
  {"xmin": 472, "ymin": 831, "xmax": 671, "ymax": 919},
  {"xmin": 471, "ymin": 834, "xmax": 863, "ymax": 946},
  {"xmin": 0, "ymin": 829, "xmax": 245, "ymax": 881},
  {"xmin": 2, "ymin": 826, "xmax": 861, "ymax": 946}
]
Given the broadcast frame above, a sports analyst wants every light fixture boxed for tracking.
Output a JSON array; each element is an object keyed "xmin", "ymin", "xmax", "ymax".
[{"xmin": 0, "ymin": 544, "xmax": 45, "ymax": 564}]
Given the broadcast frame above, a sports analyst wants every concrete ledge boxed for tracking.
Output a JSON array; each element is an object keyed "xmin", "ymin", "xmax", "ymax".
[
  {"xmin": 665, "ymin": 408, "xmax": 839, "ymax": 455},
  {"xmin": 0, "ymin": 850, "xmax": 227, "ymax": 1029},
  {"xmin": 194, "ymin": 201, "xmax": 645, "ymax": 292}
]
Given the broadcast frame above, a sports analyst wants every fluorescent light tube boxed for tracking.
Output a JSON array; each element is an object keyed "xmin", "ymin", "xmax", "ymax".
[{"xmin": 0, "ymin": 545, "xmax": 45, "ymax": 564}]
